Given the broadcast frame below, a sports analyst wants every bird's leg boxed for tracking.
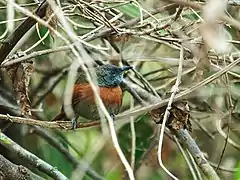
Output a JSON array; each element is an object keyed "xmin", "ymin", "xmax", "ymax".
[
  {"xmin": 71, "ymin": 116, "xmax": 78, "ymax": 130},
  {"xmin": 110, "ymin": 113, "xmax": 116, "ymax": 121}
]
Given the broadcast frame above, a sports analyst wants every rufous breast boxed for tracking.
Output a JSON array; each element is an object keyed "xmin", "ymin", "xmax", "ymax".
[{"xmin": 72, "ymin": 83, "xmax": 122, "ymax": 120}]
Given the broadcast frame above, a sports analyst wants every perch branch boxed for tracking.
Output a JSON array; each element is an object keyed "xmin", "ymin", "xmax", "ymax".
[{"xmin": 0, "ymin": 57, "xmax": 240, "ymax": 129}]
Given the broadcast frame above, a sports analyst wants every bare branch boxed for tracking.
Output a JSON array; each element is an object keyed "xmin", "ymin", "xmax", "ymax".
[
  {"xmin": 33, "ymin": 126, "xmax": 104, "ymax": 180},
  {"xmin": 0, "ymin": 0, "xmax": 48, "ymax": 63},
  {"xmin": 0, "ymin": 154, "xmax": 44, "ymax": 180},
  {"xmin": 0, "ymin": 132, "xmax": 68, "ymax": 180}
]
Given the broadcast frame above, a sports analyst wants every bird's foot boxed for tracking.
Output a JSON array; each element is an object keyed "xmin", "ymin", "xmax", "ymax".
[
  {"xmin": 110, "ymin": 114, "xmax": 116, "ymax": 121},
  {"xmin": 71, "ymin": 116, "xmax": 78, "ymax": 130}
]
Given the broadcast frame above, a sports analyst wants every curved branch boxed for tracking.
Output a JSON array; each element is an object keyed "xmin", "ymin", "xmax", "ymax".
[{"xmin": 123, "ymin": 81, "xmax": 220, "ymax": 180}]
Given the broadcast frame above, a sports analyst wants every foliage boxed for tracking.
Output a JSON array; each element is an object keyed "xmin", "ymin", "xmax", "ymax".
[{"xmin": 0, "ymin": 0, "xmax": 240, "ymax": 180}]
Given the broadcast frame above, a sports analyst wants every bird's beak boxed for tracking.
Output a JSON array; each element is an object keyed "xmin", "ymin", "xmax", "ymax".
[{"xmin": 121, "ymin": 66, "xmax": 133, "ymax": 72}]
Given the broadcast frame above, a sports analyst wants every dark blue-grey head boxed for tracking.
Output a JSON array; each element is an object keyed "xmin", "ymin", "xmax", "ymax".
[{"xmin": 96, "ymin": 64, "xmax": 132, "ymax": 87}]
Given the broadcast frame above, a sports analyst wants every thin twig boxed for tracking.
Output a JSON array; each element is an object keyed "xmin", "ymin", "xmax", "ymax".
[
  {"xmin": 118, "ymin": 57, "xmax": 240, "ymax": 119},
  {"xmin": 46, "ymin": 1, "xmax": 135, "ymax": 179},
  {"xmin": 0, "ymin": 4, "xmax": 176, "ymax": 67},
  {"xmin": 0, "ymin": 114, "xmax": 100, "ymax": 129},
  {"xmin": 216, "ymin": 55, "xmax": 234, "ymax": 171},
  {"xmin": 7, "ymin": 0, "xmax": 15, "ymax": 32},
  {"xmin": 186, "ymin": 150, "xmax": 203, "ymax": 180},
  {"xmin": 174, "ymin": 136, "xmax": 198, "ymax": 180},
  {"xmin": 215, "ymin": 117, "xmax": 240, "ymax": 151},
  {"xmin": 0, "ymin": 0, "xmax": 48, "ymax": 63},
  {"xmin": 165, "ymin": 0, "xmax": 240, "ymax": 30},
  {"xmin": 124, "ymin": 81, "xmax": 220, "ymax": 180},
  {"xmin": 84, "ymin": 3, "xmax": 176, "ymax": 42},
  {"xmin": 191, "ymin": 118, "xmax": 215, "ymax": 139},
  {"xmin": 32, "ymin": 68, "xmax": 68, "ymax": 108},
  {"xmin": 157, "ymin": 45, "xmax": 184, "ymax": 180},
  {"xmin": 175, "ymin": 129, "xmax": 220, "ymax": 180},
  {"xmin": 0, "ymin": 45, "xmax": 71, "ymax": 67},
  {"xmin": 33, "ymin": 126, "xmax": 104, "ymax": 180},
  {"xmin": 210, "ymin": 162, "xmax": 238, "ymax": 173},
  {"xmin": 130, "ymin": 96, "xmax": 136, "ymax": 170}
]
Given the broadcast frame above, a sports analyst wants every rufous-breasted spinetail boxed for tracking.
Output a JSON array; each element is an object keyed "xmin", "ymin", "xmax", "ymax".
[{"xmin": 52, "ymin": 64, "xmax": 132, "ymax": 128}]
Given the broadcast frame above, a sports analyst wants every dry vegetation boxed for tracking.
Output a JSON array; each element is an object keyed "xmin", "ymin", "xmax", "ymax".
[{"xmin": 0, "ymin": 0, "xmax": 240, "ymax": 180}]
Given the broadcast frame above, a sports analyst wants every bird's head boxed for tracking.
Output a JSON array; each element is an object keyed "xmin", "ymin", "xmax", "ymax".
[{"xmin": 96, "ymin": 64, "xmax": 132, "ymax": 87}]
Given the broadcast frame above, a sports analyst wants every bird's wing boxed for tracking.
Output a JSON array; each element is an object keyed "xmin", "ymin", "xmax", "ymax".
[
  {"xmin": 72, "ymin": 84, "xmax": 122, "ymax": 115},
  {"xmin": 72, "ymin": 84, "xmax": 94, "ymax": 106}
]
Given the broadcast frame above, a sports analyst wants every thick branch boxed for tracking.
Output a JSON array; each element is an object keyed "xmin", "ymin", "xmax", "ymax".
[
  {"xmin": 175, "ymin": 129, "xmax": 219, "ymax": 180},
  {"xmin": 0, "ymin": 155, "xmax": 44, "ymax": 180},
  {"xmin": 33, "ymin": 126, "xmax": 104, "ymax": 180},
  {"xmin": 0, "ymin": 132, "xmax": 68, "ymax": 180},
  {"xmin": 123, "ymin": 82, "xmax": 220, "ymax": 180}
]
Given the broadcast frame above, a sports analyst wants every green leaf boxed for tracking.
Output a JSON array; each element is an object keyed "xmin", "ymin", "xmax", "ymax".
[
  {"xmin": 36, "ymin": 25, "xmax": 52, "ymax": 47},
  {"xmin": 40, "ymin": 141, "xmax": 73, "ymax": 177},
  {"xmin": 118, "ymin": 114, "xmax": 153, "ymax": 168},
  {"xmin": 105, "ymin": 170, "xmax": 121, "ymax": 180},
  {"xmin": 148, "ymin": 171, "xmax": 164, "ymax": 180},
  {"xmin": 234, "ymin": 161, "xmax": 240, "ymax": 180},
  {"xmin": 116, "ymin": 3, "xmax": 140, "ymax": 18},
  {"xmin": 183, "ymin": 11, "xmax": 201, "ymax": 21}
]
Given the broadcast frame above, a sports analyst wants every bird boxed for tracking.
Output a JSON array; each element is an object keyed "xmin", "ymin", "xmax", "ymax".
[{"xmin": 52, "ymin": 64, "xmax": 132, "ymax": 129}]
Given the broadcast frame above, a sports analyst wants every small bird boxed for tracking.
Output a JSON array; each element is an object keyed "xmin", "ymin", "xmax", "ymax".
[{"xmin": 52, "ymin": 64, "xmax": 132, "ymax": 128}]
